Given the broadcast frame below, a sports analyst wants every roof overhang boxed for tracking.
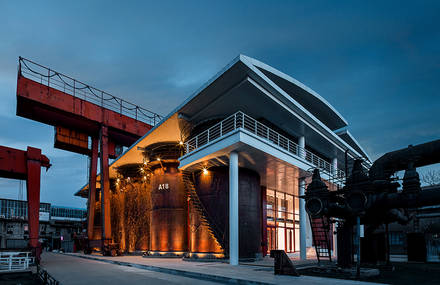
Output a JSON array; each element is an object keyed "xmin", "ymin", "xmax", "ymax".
[{"xmin": 76, "ymin": 54, "xmax": 369, "ymax": 196}]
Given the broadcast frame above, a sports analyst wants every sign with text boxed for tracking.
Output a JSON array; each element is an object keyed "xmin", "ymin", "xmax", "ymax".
[{"xmin": 158, "ymin": 183, "xmax": 170, "ymax": 191}]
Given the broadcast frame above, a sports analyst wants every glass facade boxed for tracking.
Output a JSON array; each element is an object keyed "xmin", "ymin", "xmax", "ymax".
[
  {"xmin": 267, "ymin": 188, "xmax": 300, "ymax": 253},
  {"xmin": 50, "ymin": 206, "xmax": 86, "ymax": 220},
  {"xmin": 0, "ymin": 199, "xmax": 84, "ymax": 221},
  {"xmin": 0, "ymin": 199, "xmax": 50, "ymax": 220}
]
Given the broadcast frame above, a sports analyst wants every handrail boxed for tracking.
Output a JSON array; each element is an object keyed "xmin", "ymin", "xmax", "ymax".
[
  {"xmin": 0, "ymin": 251, "xmax": 33, "ymax": 272},
  {"xmin": 18, "ymin": 57, "xmax": 163, "ymax": 127},
  {"xmin": 184, "ymin": 111, "xmax": 346, "ymax": 178}
]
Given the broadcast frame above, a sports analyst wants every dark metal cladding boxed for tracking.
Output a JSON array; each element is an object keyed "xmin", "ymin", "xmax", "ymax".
[
  {"xmin": 193, "ymin": 166, "xmax": 262, "ymax": 259},
  {"xmin": 150, "ymin": 162, "xmax": 188, "ymax": 253}
]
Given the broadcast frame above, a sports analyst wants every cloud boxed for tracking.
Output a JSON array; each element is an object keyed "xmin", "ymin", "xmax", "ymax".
[{"xmin": 0, "ymin": 1, "xmax": 439, "ymax": 207}]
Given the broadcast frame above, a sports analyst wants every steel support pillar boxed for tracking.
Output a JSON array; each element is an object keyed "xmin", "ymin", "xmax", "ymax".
[
  {"xmin": 229, "ymin": 151, "xmax": 239, "ymax": 265},
  {"xmin": 299, "ymin": 178, "xmax": 307, "ymax": 260},
  {"xmin": 26, "ymin": 147, "xmax": 43, "ymax": 262},
  {"xmin": 332, "ymin": 157, "xmax": 338, "ymax": 177},
  {"xmin": 100, "ymin": 126, "xmax": 111, "ymax": 241},
  {"xmin": 87, "ymin": 137, "xmax": 99, "ymax": 240},
  {"xmin": 299, "ymin": 136, "xmax": 306, "ymax": 159}
]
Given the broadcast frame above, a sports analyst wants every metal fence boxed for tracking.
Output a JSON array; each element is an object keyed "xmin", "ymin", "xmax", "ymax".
[
  {"xmin": 37, "ymin": 264, "xmax": 61, "ymax": 285},
  {"xmin": 0, "ymin": 251, "xmax": 33, "ymax": 272},
  {"xmin": 185, "ymin": 111, "xmax": 345, "ymax": 178},
  {"xmin": 18, "ymin": 57, "xmax": 163, "ymax": 126}
]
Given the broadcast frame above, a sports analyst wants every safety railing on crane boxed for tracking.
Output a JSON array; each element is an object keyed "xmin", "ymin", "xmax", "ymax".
[
  {"xmin": 184, "ymin": 111, "xmax": 346, "ymax": 179},
  {"xmin": 18, "ymin": 57, "xmax": 163, "ymax": 126}
]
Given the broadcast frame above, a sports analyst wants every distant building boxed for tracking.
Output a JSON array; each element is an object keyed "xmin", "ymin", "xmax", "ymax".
[
  {"xmin": 384, "ymin": 184, "xmax": 440, "ymax": 262},
  {"xmin": 0, "ymin": 198, "xmax": 86, "ymax": 251}
]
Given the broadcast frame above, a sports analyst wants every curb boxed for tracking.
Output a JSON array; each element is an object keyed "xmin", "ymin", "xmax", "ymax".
[{"xmin": 60, "ymin": 253, "xmax": 274, "ymax": 285}]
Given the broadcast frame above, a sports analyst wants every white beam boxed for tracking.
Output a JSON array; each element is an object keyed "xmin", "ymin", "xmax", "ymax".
[{"xmin": 229, "ymin": 151, "xmax": 239, "ymax": 265}]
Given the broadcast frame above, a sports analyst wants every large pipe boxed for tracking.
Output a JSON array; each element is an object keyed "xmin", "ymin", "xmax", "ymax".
[
  {"xmin": 369, "ymin": 139, "xmax": 440, "ymax": 181},
  {"xmin": 372, "ymin": 186, "xmax": 440, "ymax": 209}
]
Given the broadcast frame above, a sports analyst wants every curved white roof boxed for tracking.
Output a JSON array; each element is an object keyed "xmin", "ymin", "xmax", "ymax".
[{"xmin": 240, "ymin": 55, "xmax": 348, "ymax": 131}]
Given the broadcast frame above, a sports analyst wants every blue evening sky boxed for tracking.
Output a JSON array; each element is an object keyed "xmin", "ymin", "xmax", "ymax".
[{"xmin": 0, "ymin": 1, "xmax": 439, "ymax": 208}]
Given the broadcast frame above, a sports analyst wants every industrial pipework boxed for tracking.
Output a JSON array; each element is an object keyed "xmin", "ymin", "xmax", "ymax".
[{"xmin": 303, "ymin": 139, "xmax": 440, "ymax": 268}]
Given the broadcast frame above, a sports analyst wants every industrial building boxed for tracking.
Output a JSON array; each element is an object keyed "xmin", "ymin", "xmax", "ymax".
[
  {"xmin": 0, "ymin": 198, "xmax": 86, "ymax": 251},
  {"xmin": 75, "ymin": 55, "xmax": 370, "ymax": 263}
]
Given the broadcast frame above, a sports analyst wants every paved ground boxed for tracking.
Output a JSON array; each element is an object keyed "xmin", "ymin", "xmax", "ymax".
[
  {"xmin": 41, "ymin": 252, "xmax": 220, "ymax": 285},
  {"xmin": 40, "ymin": 252, "xmax": 384, "ymax": 285}
]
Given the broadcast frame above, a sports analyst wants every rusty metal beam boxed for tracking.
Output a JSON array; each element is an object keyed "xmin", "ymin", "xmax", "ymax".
[
  {"xmin": 87, "ymin": 137, "xmax": 99, "ymax": 240},
  {"xmin": 17, "ymin": 76, "xmax": 153, "ymax": 147},
  {"xmin": 100, "ymin": 126, "xmax": 112, "ymax": 240}
]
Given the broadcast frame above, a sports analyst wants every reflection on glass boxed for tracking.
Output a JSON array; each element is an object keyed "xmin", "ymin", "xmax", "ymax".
[
  {"xmin": 277, "ymin": 227, "xmax": 285, "ymax": 250},
  {"xmin": 267, "ymin": 188, "xmax": 299, "ymax": 253}
]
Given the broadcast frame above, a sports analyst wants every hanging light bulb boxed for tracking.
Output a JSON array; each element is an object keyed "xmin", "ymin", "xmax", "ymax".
[{"xmin": 203, "ymin": 168, "xmax": 208, "ymax": 175}]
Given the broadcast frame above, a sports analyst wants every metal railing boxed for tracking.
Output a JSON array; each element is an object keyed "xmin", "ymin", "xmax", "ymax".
[
  {"xmin": 37, "ymin": 264, "xmax": 61, "ymax": 285},
  {"xmin": 0, "ymin": 251, "xmax": 33, "ymax": 272},
  {"xmin": 184, "ymin": 111, "xmax": 345, "ymax": 178},
  {"xmin": 18, "ymin": 57, "xmax": 163, "ymax": 126}
]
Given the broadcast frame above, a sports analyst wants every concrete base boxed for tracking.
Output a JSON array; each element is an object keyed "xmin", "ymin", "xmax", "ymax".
[
  {"xmin": 144, "ymin": 251, "xmax": 185, "ymax": 258},
  {"xmin": 183, "ymin": 252, "xmax": 225, "ymax": 260}
]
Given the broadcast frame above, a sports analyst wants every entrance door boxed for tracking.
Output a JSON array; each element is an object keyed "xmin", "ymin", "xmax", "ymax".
[
  {"xmin": 267, "ymin": 227, "xmax": 276, "ymax": 253},
  {"xmin": 286, "ymin": 228, "xmax": 294, "ymax": 253}
]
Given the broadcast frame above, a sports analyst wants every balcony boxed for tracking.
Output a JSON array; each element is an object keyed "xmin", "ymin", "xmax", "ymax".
[{"xmin": 184, "ymin": 111, "xmax": 345, "ymax": 178}]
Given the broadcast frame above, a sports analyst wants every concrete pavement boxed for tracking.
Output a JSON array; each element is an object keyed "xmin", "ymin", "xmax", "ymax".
[
  {"xmin": 40, "ymin": 252, "xmax": 385, "ymax": 285},
  {"xmin": 40, "ymin": 252, "xmax": 219, "ymax": 285}
]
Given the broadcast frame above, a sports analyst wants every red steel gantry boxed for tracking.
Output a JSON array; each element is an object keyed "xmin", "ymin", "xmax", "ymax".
[
  {"xmin": 0, "ymin": 146, "xmax": 51, "ymax": 261},
  {"xmin": 16, "ymin": 57, "xmax": 160, "ymax": 248}
]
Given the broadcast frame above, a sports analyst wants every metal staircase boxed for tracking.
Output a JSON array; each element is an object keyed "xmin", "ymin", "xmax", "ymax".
[
  {"xmin": 182, "ymin": 171, "xmax": 225, "ymax": 252},
  {"xmin": 309, "ymin": 216, "xmax": 332, "ymax": 262}
]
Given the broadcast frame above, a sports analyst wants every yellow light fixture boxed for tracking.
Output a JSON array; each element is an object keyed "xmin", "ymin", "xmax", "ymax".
[
  {"xmin": 157, "ymin": 158, "xmax": 161, "ymax": 161},
  {"xmin": 179, "ymin": 141, "xmax": 184, "ymax": 145},
  {"xmin": 203, "ymin": 168, "xmax": 208, "ymax": 175}
]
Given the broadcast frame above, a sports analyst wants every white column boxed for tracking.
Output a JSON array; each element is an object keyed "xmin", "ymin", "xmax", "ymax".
[
  {"xmin": 332, "ymin": 157, "xmax": 338, "ymax": 177},
  {"xmin": 299, "ymin": 178, "xmax": 307, "ymax": 260},
  {"xmin": 229, "ymin": 151, "xmax": 239, "ymax": 265},
  {"xmin": 299, "ymin": 136, "xmax": 305, "ymax": 159}
]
